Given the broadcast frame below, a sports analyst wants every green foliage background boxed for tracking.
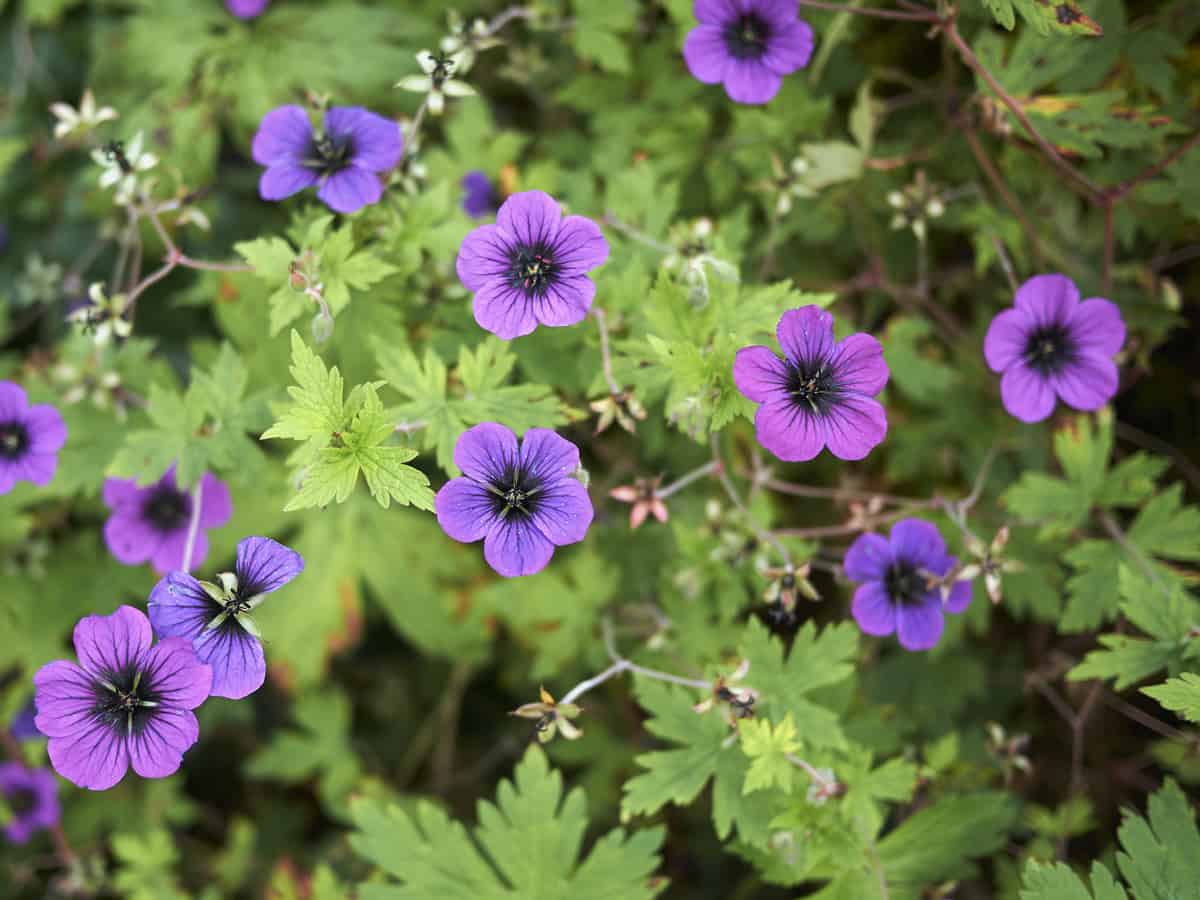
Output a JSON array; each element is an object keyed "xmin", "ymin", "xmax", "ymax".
[{"xmin": 1, "ymin": 0, "xmax": 1199, "ymax": 897}]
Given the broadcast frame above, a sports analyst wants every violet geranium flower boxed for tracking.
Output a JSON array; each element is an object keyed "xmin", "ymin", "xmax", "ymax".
[
  {"xmin": 148, "ymin": 536, "xmax": 304, "ymax": 699},
  {"xmin": 33, "ymin": 606, "xmax": 212, "ymax": 790},
  {"xmin": 0, "ymin": 381, "xmax": 67, "ymax": 495},
  {"xmin": 103, "ymin": 466, "xmax": 232, "ymax": 574},
  {"xmin": 0, "ymin": 764, "xmax": 59, "ymax": 843},
  {"xmin": 462, "ymin": 170, "xmax": 497, "ymax": 218},
  {"xmin": 10, "ymin": 699, "xmax": 41, "ymax": 740},
  {"xmin": 683, "ymin": 0, "xmax": 815, "ymax": 105},
  {"xmin": 733, "ymin": 306, "xmax": 889, "ymax": 462},
  {"xmin": 844, "ymin": 519, "xmax": 972, "ymax": 652},
  {"xmin": 226, "ymin": 0, "xmax": 269, "ymax": 18},
  {"xmin": 252, "ymin": 105, "xmax": 402, "ymax": 214},
  {"xmin": 436, "ymin": 423, "xmax": 593, "ymax": 577},
  {"xmin": 456, "ymin": 190, "xmax": 610, "ymax": 340},
  {"xmin": 984, "ymin": 273, "xmax": 1125, "ymax": 424}
]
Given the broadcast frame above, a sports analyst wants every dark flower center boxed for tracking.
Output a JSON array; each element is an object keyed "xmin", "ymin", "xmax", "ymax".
[
  {"xmin": 488, "ymin": 467, "xmax": 543, "ymax": 519},
  {"xmin": 885, "ymin": 561, "xmax": 929, "ymax": 606},
  {"xmin": 1022, "ymin": 324, "xmax": 1076, "ymax": 375},
  {"xmin": 0, "ymin": 421, "xmax": 28, "ymax": 460},
  {"xmin": 93, "ymin": 664, "xmax": 160, "ymax": 737},
  {"xmin": 724, "ymin": 14, "xmax": 771, "ymax": 60},
  {"xmin": 6, "ymin": 787, "xmax": 36, "ymax": 816},
  {"xmin": 141, "ymin": 486, "xmax": 191, "ymax": 533},
  {"xmin": 306, "ymin": 132, "xmax": 355, "ymax": 176},
  {"xmin": 508, "ymin": 244, "xmax": 556, "ymax": 295},
  {"xmin": 786, "ymin": 359, "xmax": 840, "ymax": 415}
]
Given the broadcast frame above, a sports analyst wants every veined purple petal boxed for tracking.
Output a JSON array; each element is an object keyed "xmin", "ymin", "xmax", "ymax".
[
  {"xmin": 453, "ymin": 422, "xmax": 519, "ymax": 484},
  {"xmin": 46, "ymin": 717, "xmax": 129, "ymax": 791},
  {"xmin": 23, "ymin": 405, "xmax": 67, "ymax": 454},
  {"xmin": 896, "ymin": 598, "xmax": 944, "ymax": 651},
  {"xmin": 139, "ymin": 637, "xmax": 212, "ymax": 712},
  {"xmin": 983, "ymin": 307, "xmax": 1031, "ymax": 373},
  {"xmin": 888, "ymin": 519, "xmax": 946, "ymax": 569},
  {"xmin": 1000, "ymin": 363, "xmax": 1056, "ymax": 423},
  {"xmin": 823, "ymin": 394, "xmax": 887, "ymax": 461},
  {"xmin": 777, "ymin": 306, "xmax": 834, "ymax": 367},
  {"xmin": 754, "ymin": 397, "xmax": 825, "ymax": 462},
  {"xmin": 457, "ymin": 224, "xmax": 514, "ymax": 293},
  {"xmin": 552, "ymin": 216, "xmax": 610, "ymax": 274},
  {"xmin": 724, "ymin": 59, "xmax": 783, "ymax": 105},
  {"xmin": 323, "ymin": 107, "xmax": 402, "ymax": 172},
  {"xmin": 944, "ymin": 579, "xmax": 973, "ymax": 614},
  {"xmin": 148, "ymin": 572, "xmax": 214, "ymax": 641},
  {"xmin": 317, "ymin": 167, "xmax": 384, "ymax": 214},
  {"xmin": 532, "ymin": 276, "xmax": 594, "ymax": 329},
  {"xmin": 1068, "ymin": 298, "xmax": 1125, "ymax": 358},
  {"xmin": 483, "ymin": 516, "xmax": 556, "ymax": 577},
  {"xmin": 1052, "ymin": 355, "xmax": 1119, "ymax": 412},
  {"xmin": 694, "ymin": 0, "xmax": 740, "ymax": 25},
  {"xmin": 683, "ymin": 25, "xmax": 731, "ymax": 84},
  {"xmin": 733, "ymin": 346, "xmax": 788, "ymax": 403},
  {"xmin": 473, "ymin": 280, "xmax": 538, "ymax": 339},
  {"xmin": 831, "ymin": 333, "xmax": 889, "ymax": 395},
  {"xmin": 437, "ymin": 478, "xmax": 502, "ymax": 543},
  {"xmin": 260, "ymin": 163, "xmax": 319, "ymax": 202},
  {"xmin": 73, "ymin": 605, "xmax": 152, "ymax": 680},
  {"xmin": 518, "ymin": 428, "xmax": 581, "ymax": 484},
  {"xmin": 1014, "ymin": 273, "xmax": 1078, "ymax": 328},
  {"xmin": 252, "ymin": 105, "xmax": 312, "ymax": 166},
  {"xmin": 496, "ymin": 191, "xmax": 562, "ymax": 249},
  {"xmin": 237, "ymin": 536, "xmax": 304, "ymax": 597},
  {"xmin": 843, "ymin": 532, "xmax": 893, "ymax": 582},
  {"xmin": 761, "ymin": 19, "xmax": 813, "ymax": 75},
  {"xmin": 852, "ymin": 583, "xmax": 897, "ymax": 637},
  {"xmin": 192, "ymin": 626, "xmax": 264, "ymax": 700},
  {"xmin": 129, "ymin": 708, "xmax": 200, "ymax": 778},
  {"xmin": 528, "ymin": 478, "xmax": 593, "ymax": 547},
  {"xmin": 32, "ymin": 661, "xmax": 96, "ymax": 739}
]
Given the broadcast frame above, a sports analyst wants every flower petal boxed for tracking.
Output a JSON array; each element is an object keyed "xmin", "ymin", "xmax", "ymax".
[
  {"xmin": 762, "ymin": 19, "xmax": 813, "ymax": 75},
  {"xmin": 1014, "ymin": 273, "xmax": 1079, "ymax": 328},
  {"xmin": 129, "ymin": 708, "xmax": 200, "ymax": 779},
  {"xmin": 1052, "ymin": 354, "xmax": 1119, "ymax": 412},
  {"xmin": 141, "ymin": 636, "xmax": 212, "ymax": 710},
  {"xmin": 437, "ymin": 477, "xmax": 502, "ymax": 543},
  {"xmin": 723, "ymin": 59, "xmax": 784, "ymax": 105},
  {"xmin": 192, "ymin": 625, "xmax": 264, "ymax": 700},
  {"xmin": 843, "ymin": 532, "xmax": 893, "ymax": 583},
  {"xmin": 322, "ymin": 106, "xmax": 402, "ymax": 172},
  {"xmin": 104, "ymin": 508, "xmax": 163, "ymax": 565},
  {"xmin": 0, "ymin": 381, "xmax": 29, "ymax": 420},
  {"xmin": 473, "ymin": 280, "xmax": 538, "ymax": 339},
  {"xmin": 532, "ymin": 276, "xmax": 595, "ymax": 329},
  {"xmin": 754, "ymin": 396, "xmax": 825, "ymax": 462},
  {"xmin": 694, "ymin": 0, "xmax": 740, "ymax": 25},
  {"xmin": 198, "ymin": 473, "xmax": 233, "ymax": 528},
  {"xmin": 529, "ymin": 478, "xmax": 593, "ymax": 547},
  {"xmin": 1068, "ymin": 298, "xmax": 1125, "ymax": 358},
  {"xmin": 683, "ymin": 25, "xmax": 731, "ymax": 85},
  {"xmin": 152, "ymin": 528, "xmax": 208, "ymax": 575},
  {"xmin": 896, "ymin": 599, "xmax": 944, "ymax": 651},
  {"xmin": 944, "ymin": 579, "xmax": 973, "ymax": 614},
  {"xmin": 17, "ymin": 452, "xmax": 59, "ymax": 486},
  {"xmin": 483, "ymin": 516, "xmax": 556, "ymax": 577},
  {"xmin": 823, "ymin": 394, "xmax": 887, "ymax": 461},
  {"xmin": 33, "ymin": 661, "xmax": 97, "ymax": 739},
  {"xmin": 317, "ymin": 167, "xmax": 384, "ymax": 214},
  {"xmin": 831, "ymin": 333, "xmax": 888, "ymax": 395},
  {"xmin": 733, "ymin": 346, "xmax": 789, "ymax": 403},
  {"xmin": 888, "ymin": 519, "xmax": 946, "ymax": 568},
  {"xmin": 259, "ymin": 163, "xmax": 319, "ymax": 202},
  {"xmin": 518, "ymin": 428, "xmax": 581, "ymax": 483},
  {"xmin": 102, "ymin": 476, "xmax": 142, "ymax": 510},
  {"xmin": 1000, "ymin": 362, "xmax": 1056, "ymax": 423},
  {"xmin": 251, "ymin": 105, "xmax": 313, "ymax": 166},
  {"xmin": 148, "ymin": 572, "xmax": 214, "ymax": 643},
  {"xmin": 46, "ymin": 719, "xmax": 129, "ymax": 790},
  {"xmin": 552, "ymin": 215, "xmax": 610, "ymax": 275},
  {"xmin": 851, "ymin": 583, "xmax": 897, "ymax": 637},
  {"xmin": 236, "ymin": 536, "xmax": 304, "ymax": 597},
  {"xmin": 24, "ymin": 404, "xmax": 67, "ymax": 454},
  {"xmin": 754, "ymin": 0, "xmax": 802, "ymax": 27},
  {"xmin": 73, "ymin": 606, "xmax": 153, "ymax": 680},
  {"xmin": 777, "ymin": 306, "xmax": 834, "ymax": 367},
  {"xmin": 457, "ymin": 223, "xmax": 514, "ymax": 293},
  {"xmin": 983, "ymin": 308, "xmax": 1031, "ymax": 373},
  {"xmin": 496, "ymin": 190, "xmax": 562, "ymax": 250},
  {"xmin": 453, "ymin": 422, "xmax": 519, "ymax": 484}
]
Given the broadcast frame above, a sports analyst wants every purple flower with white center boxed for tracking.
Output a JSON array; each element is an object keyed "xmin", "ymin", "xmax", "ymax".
[
  {"xmin": 456, "ymin": 190, "xmax": 610, "ymax": 340},
  {"xmin": 462, "ymin": 170, "xmax": 498, "ymax": 219},
  {"xmin": 436, "ymin": 423, "xmax": 593, "ymax": 577},
  {"xmin": 102, "ymin": 466, "xmax": 232, "ymax": 574},
  {"xmin": 683, "ymin": 0, "xmax": 815, "ymax": 105},
  {"xmin": 148, "ymin": 536, "xmax": 304, "ymax": 700},
  {"xmin": 733, "ymin": 306, "xmax": 889, "ymax": 462},
  {"xmin": 845, "ymin": 519, "xmax": 972, "ymax": 652},
  {"xmin": 11, "ymin": 699, "xmax": 41, "ymax": 740},
  {"xmin": 226, "ymin": 0, "xmax": 269, "ymax": 17},
  {"xmin": 33, "ymin": 606, "xmax": 212, "ymax": 791},
  {"xmin": 984, "ymin": 273, "xmax": 1125, "ymax": 424},
  {"xmin": 0, "ymin": 381, "xmax": 67, "ymax": 495},
  {"xmin": 252, "ymin": 105, "xmax": 402, "ymax": 214},
  {"xmin": 0, "ymin": 764, "xmax": 59, "ymax": 843}
]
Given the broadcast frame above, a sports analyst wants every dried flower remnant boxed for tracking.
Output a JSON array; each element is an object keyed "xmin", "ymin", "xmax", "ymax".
[
  {"xmin": 511, "ymin": 686, "xmax": 583, "ymax": 743},
  {"xmin": 456, "ymin": 190, "xmax": 610, "ymax": 339},
  {"xmin": 0, "ymin": 381, "xmax": 67, "ymax": 495},
  {"xmin": 67, "ymin": 283, "xmax": 131, "ymax": 346},
  {"xmin": 956, "ymin": 526, "xmax": 1022, "ymax": 606},
  {"xmin": 33, "ymin": 606, "xmax": 212, "ymax": 790},
  {"xmin": 149, "ymin": 537, "xmax": 304, "ymax": 699},
  {"xmin": 0, "ymin": 764, "xmax": 59, "ymax": 843},
  {"xmin": 102, "ymin": 466, "xmax": 232, "ymax": 574},
  {"xmin": 984, "ymin": 273, "xmax": 1125, "ymax": 424},
  {"xmin": 694, "ymin": 660, "xmax": 758, "ymax": 732},
  {"xmin": 610, "ymin": 478, "xmax": 669, "ymax": 529},
  {"xmin": 733, "ymin": 306, "xmax": 889, "ymax": 462}
]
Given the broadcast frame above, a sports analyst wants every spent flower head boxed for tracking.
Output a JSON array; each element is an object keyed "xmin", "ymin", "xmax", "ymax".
[
  {"xmin": 396, "ymin": 49, "xmax": 476, "ymax": 116},
  {"xmin": 609, "ymin": 477, "xmax": 669, "ymax": 529},
  {"xmin": 68, "ymin": 283, "xmax": 131, "ymax": 346},
  {"xmin": 511, "ymin": 687, "xmax": 583, "ymax": 743}
]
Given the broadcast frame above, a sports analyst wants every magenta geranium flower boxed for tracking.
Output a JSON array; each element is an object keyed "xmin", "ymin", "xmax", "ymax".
[
  {"xmin": 0, "ymin": 764, "xmax": 59, "ymax": 844},
  {"xmin": 435, "ymin": 423, "xmax": 593, "ymax": 577},
  {"xmin": 984, "ymin": 273, "xmax": 1125, "ymax": 424},
  {"xmin": 733, "ymin": 306, "xmax": 889, "ymax": 462},
  {"xmin": 683, "ymin": 0, "xmax": 815, "ymax": 105},
  {"xmin": 102, "ymin": 466, "xmax": 232, "ymax": 574},
  {"xmin": 226, "ymin": 0, "xmax": 269, "ymax": 17},
  {"xmin": 149, "ymin": 536, "xmax": 304, "ymax": 699},
  {"xmin": 845, "ymin": 519, "xmax": 972, "ymax": 652},
  {"xmin": 33, "ymin": 606, "xmax": 212, "ymax": 791},
  {"xmin": 0, "ymin": 381, "xmax": 67, "ymax": 495},
  {"xmin": 252, "ymin": 105, "xmax": 402, "ymax": 214},
  {"xmin": 455, "ymin": 190, "xmax": 610, "ymax": 340}
]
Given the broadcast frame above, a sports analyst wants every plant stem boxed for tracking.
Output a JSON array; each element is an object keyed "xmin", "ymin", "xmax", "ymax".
[
  {"xmin": 591, "ymin": 307, "xmax": 623, "ymax": 398},
  {"xmin": 180, "ymin": 478, "xmax": 205, "ymax": 573},
  {"xmin": 657, "ymin": 460, "xmax": 720, "ymax": 499},
  {"xmin": 711, "ymin": 434, "xmax": 794, "ymax": 571}
]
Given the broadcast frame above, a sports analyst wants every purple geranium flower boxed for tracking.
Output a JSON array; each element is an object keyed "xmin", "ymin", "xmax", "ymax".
[
  {"xmin": 733, "ymin": 306, "xmax": 889, "ymax": 462},
  {"xmin": 252, "ymin": 105, "xmax": 402, "ymax": 214},
  {"xmin": 148, "ymin": 536, "xmax": 304, "ymax": 699},
  {"xmin": 11, "ymin": 699, "xmax": 41, "ymax": 740},
  {"xmin": 0, "ymin": 382, "xmax": 67, "ymax": 495},
  {"xmin": 436, "ymin": 423, "xmax": 593, "ymax": 577},
  {"xmin": 845, "ymin": 519, "xmax": 972, "ymax": 651},
  {"xmin": 0, "ymin": 764, "xmax": 59, "ymax": 843},
  {"xmin": 462, "ymin": 170, "xmax": 498, "ymax": 219},
  {"xmin": 226, "ymin": 0, "xmax": 269, "ymax": 17},
  {"xmin": 683, "ymin": 0, "xmax": 815, "ymax": 105},
  {"xmin": 103, "ymin": 466, "xmax": 232, "ymax": 574},
  {"xmin": 984, "ymin": 273, "xmax": 1125, "ymax": 424},
  {"xmin": 33, "ymin": 606, "xmax": 212, "ymax": 790},
  {"xmin": 456, "ymin": 190, "xmax": 610, "ymax": 340}
]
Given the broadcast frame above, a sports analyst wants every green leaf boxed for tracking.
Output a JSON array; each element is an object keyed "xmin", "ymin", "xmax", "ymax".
[
  {"xmin": 1020, "ymin": 861, "xmax": 1128, "ymax": 900},
  {"xmin": 740, "ymin": 715, "xmax": 802, "ymax": 795},
  {"xmin": 350, "ymin": 745, "xmax": 666, "ymax": 900},
  {"xmin": 262, "ymin": 331, "xmax": 352, "ymax": 446},
  {"xmin": 979, "ymin": 0, "xmax": 1103, "ymax": 36},
  {"xmin": 1142, "ymin": 673, "xmax": 1200, "ymax": 724}
]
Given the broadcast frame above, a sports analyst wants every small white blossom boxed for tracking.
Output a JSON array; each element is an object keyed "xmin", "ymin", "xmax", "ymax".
[
  {"xmin": 68, "ymin": 282, "xmax": 131, "ymax": 346},
  {"xmin": 50, "ymin": 89, "xmax": 117, "ymax": 140},
  {"xmin": 396, "ymin": 49, "xmax": 475, "ymax": 116},
  {"xmin": 91, "ymin": 132, "xmax": 158, "ymax": 205}
]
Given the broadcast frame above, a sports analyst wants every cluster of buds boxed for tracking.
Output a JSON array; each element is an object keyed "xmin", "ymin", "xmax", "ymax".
[
  {"xmin": 511, "ymin": 687, "xmax": 583, "ymax": 743},
  {"xmin": 287, "ymin": 249, "xmax": 334, "ymax": 343},
  {"xmin": 953, "ymin": 525, "xmax": 1021, "ymax": 606},
  {"xmin": 396, "ymin": 49, "xmax": 476, "ymax": 116},
  {"xmin": 694, "ymin": 660, "xmax": 758, "ymax": 740},
  {"xmin": 49, "ymin": 89, "xmax": 117, "ymax": 141},
  {"xmin": 68, "ymin": 283, "xmax": 131, "ymax": 346},
  {"xmin": 438, "ymin": 9, "xmax": 505, "ymax": 70},
  {"xmin": 886, "ymin": 170, "xmax": 945, "ymax": 240},
  {"xmin": 759, "ymin": 152, "xmax": 815, "ymax": 217},
  {"xmin": 51, "ymin": 358, "xmax": 133, "ymax": 420},
  {"xmin": 609, "ymin": 477, "xmax": 668, "ymax": 529},
  {"xmin": 806, "ymin": 767, "xmax": 842, "ymax": 805},
  {"xmin": 591, "ymin": 391, "xmax": 646, "ymax": 435},
  {"xmin": 3, "ymin": 536, "xmax": 51, "ymax": 579},
  {"xmin": 15, "ymin": 255, "xmax": 64, "ymax": 308},
  {"xmin": 91, "ymin": 133, "xmax": 158, "ymax": 206},
  {"xmin": 661, "ymin": 218, "xmax": 739, "ymax": 307},
  {"xmin": 986, "ymin": 721, "xmax": 1032, "ymax": 785}
]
